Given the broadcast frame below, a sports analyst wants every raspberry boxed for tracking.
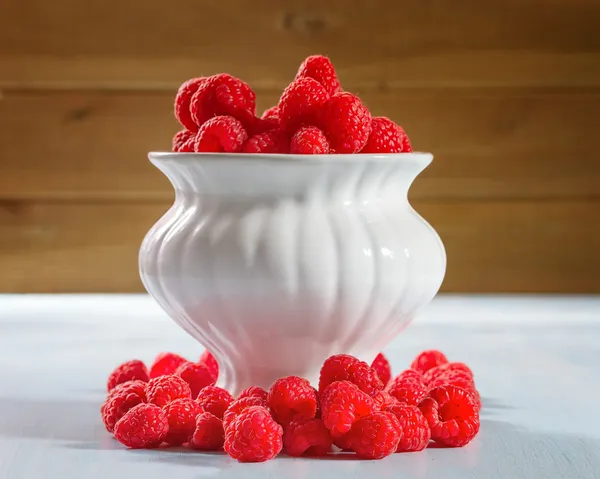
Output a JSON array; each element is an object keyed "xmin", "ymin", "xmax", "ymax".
[
  {"xmin": 238, "ymin": 386, "xmax": 268, "ymax": 402},
  {"xmin": 430, "ymin": 370, "xmax": 475, "ymax": 392},
  {"xmin": 389, "ymin": 369, "xmax": 426, "ymax": 389},
  {"xmin": 190, "ymin": 412, "xmax": 225, "ymax": 451},
  {"xmin": 172, "ymin": 129, "xmax": 195, "ymax": 152},
  {"xmin": 371, "ymin": 353, "xmax": 392, "ymax": 388},
  {"xmin": 107, "ymin": 359, "xmax": 149, "ymax": 391},
  {"xmin": 198, "ymin": 350, "xmax": 219, "ymax": 382},
  {"xmin": 278, "ymin": 77, "xmax": 329, "ymax": 133},
  {"xmin": 410, "ymin": 350, "xmax": 448, "ymax": 374},
  {"xmin": 290, "ymin": 126, "xmax": 330, "ymax": 154},
  {"xmin": 320, "ymin": 92, "xmax": 372, "ymax": 153},
  {"xmin": 242, "ymin": 129, "xmax": 289, "ymax": 153},
  {"xmin": 267, "ymin": 376, "xmax": 318, "ymax": 425},
  {"xmin": 149, "ymin": 352, "xmax": 189, "ymax": 379},
  {"xmin": 113, "ymin": 403, "xmax": 169, "ymax": 449},
  {"xmin": 423, "ymin": 362, "xmax": 474, "ymax": 384},
  {"xmin": 319, "ymin": 354, "xmax": 383, "ymax": 397},
  {"xmin": 419, "ymin": 385, "xmax": 480, "ymax": 447},
  {"xmin": 320, "ymin": 380, "xmax": 374, "ymax": 435},
  {"xmin": 295, "ymin": 55, "xmax": 341, "ymax": 97},
  {"xmin": 223, "ymin": 396, "xmax": 268, "ymax": 431},
  {"xmin": 101, "ymin": 381, "xmax": 146, "ymax": 433},
  {"xmin": 372, "ymin": 390, "xmax": 398, "ymax": 411},
  {"xmin": 261, "ymin": 106, "xmax": 279, "ymax": 120},
  {"xmin": 224, "ymin": 406, "xmax": 283, "ymax": 462},
  {"xmin": 189, "ymin": 73, "xmax": 256, "ymax": 128},
  {"xmin": 283, "ymin": 417, "xmax": 332, "ymax": 456},
  {"xmin": 331, "ymin": 430, "xmax": 353, "ymax": 451},
  {"xmin": 145, "ymin": 374, "xmax": 192, "ymax": 407},
  {"xmin": 388, "ymin": 377, "xmax": 428, "ymax": 406},
  {"xmin": 164, "ymin": 398, "xmax": 204, "ymax": 446},
  {"xmin": 346, "ymin": 411, "xmax": 401, "ymax": 459},
  {"xmin": 175, "ymin": 362, "xmax": 216, "ymax": 398},
  {"xmin": 194, "ymin": 115, "xmax": 248, "ymax": 153},
  {"xmin": 360, "ymin": 117, "xmax": 407, "ymax": 154},
  {"xmin": 386, "ymin": 403, "xmax": 430, "ymax": 452},
  {"xmin": 400, "ymin": 127, "xmax": 412, "ymax": 152},
  {"xmin": 174, "ymin": 77, "xmax": 207, "ymax": 132},
  {"xmin": 196, "ymin": 386, "xmax": 234, "ymax": 419}
]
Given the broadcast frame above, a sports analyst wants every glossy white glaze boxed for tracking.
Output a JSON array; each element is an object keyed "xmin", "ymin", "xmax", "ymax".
[{"xmin": 139, "ymin": 153, "xmax": 446, "ymax": 394}]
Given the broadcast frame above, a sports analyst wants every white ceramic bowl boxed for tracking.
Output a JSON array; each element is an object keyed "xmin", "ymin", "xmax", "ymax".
[{"xmin": 139, "ymin": 152, "xmax": 446, "ymax": 395}]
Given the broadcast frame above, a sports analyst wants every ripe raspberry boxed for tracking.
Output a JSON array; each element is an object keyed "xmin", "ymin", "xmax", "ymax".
[
  {"xmin": 223, "ymin": 396, "xmax": 268, "ymax": 431},
  {"xmin": 175, "ymin": 361, "xmax": 216, "ymax": 398},
  {"xmin": 388, "ymin": 377, "xmax": 428, "ymax": 406},
  {"xmin": 371, "ymin": 353, "xmax": 392, "ymax": 388},
  {"xmin": 331, "ymin": 430, "xmax": 353, "ymax": 451},
  {"xmin": 174, "ymin": 77, "xmax": 207, "ymax": 132},
  {"xmin": 224, "ymin": 406, "xmax": 283, "ymax": 462},
  {"xmin": 278, "ymin": 77, "xmax": 329, "ymax": 133},
  {"xmin": 423, "ymin": 362, "xmax": 474, "ymax": 384},
  {"xmin": 194, "ymin": 115, "xmax": 248, "ymax": 153},
  {"xmin": 104, "ymin": 379, "xmax": 147, "ymax": 406},
  {"xmin": 283, "ymin": 417, "xmax": 332, "ymax": 456},
  {"xmin": 419, "ymin": 385, "xmax": 480, "ymax": 447},
  {"xmin": 198, "ymin": 350, "xmax": 219, "ymax": 382},
  {"xmin": 196, "ymin": 386, "xmax": 234, "ymax": 419},
  {"xmin": 238, "ymin": 386, "xmax": 268, "ymax": 402},
  {"xmin": 320, "ymin": 380, "xmax": 374, "ymax": 435},
  {"xmin": 320, "ymin": 92, "xmax": 372, "ymax": 153},
  {"xmin": 107, "ymin": 359, "xmax": 149, "ymax": 391},
  {"xmin": 360, "ymin": 117, "xmax": 408, "ymax": 154},
  {"xmin": 242, "ymin": 129, "xmax": 289, "ymax": 153},
  {"xmin": 389, "ymin": 369, "xmax": 426, "ymax": 389},
  {"xmin": 164, "ymin": 398, "xmax": 204, "ymax": 446},
  {"xmin": 189, "ymin": 73, "xmax": 256, "ymax": 128},
  {"xmin": 172, "ymin": 129, "xmax": 195, "ymax": 152},
  {"xmin": 386, "ymin": 403, "xmax": 430, "ymax": 452},
  {"xmin": 190, "ymin": 412, "xmax": 225, "ymax": 450},
  {"xmin": 346, "ymin": 411, "xmax": 401, "ymax": 459},
  {"xmin": 373, "ymin": 390, "xmax": 398, "ymax": 411},
  {"xmin": 319, "ymin": 354, "xmax": 383, "ymax": 397},
  {"xmin": 400, "ymin": 127, "xmax": 412, "ymax": 152},
  {"xmin": 261, "ymin": 106, "xmax": 279, "ymax": 120},
  {"xmin": 113, "ymin": 403, "xmax": 169, "ymax": 449},
  {"xmin": 101, "ymin": 381, "xmax": 146, "ymax": 433},
  {"xmin": 145, "ymin": 374, "xmax": 192, "ymax": 407},
  {"xmin": 290, "ymin": 126, "xmax": 330, "ymax": 154},
  {"xmin": 149, "ymin": 352, "xmax": 189, "ymax": 379},
  {"xmin": 430, "ymin": 370, "xmax": 475, "ymax": 392},
  {"xmin": 267, "ymin": 376, "xmax": 318, "ymax": 425},
  {"xmin": 410, "ymin": 350, "xmax": 449, "ymax": 374},
  {"xmin": 295, "ymin": 55, "xmax": 341, "ymax": 97}
]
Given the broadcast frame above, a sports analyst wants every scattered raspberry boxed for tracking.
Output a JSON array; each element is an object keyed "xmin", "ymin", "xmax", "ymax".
[
  {"xmin": 196, "ymin": 386, "xmax": 234, "ymax": 419},
  {"xmin": 430, "ymin": 370, "xmax": 475, "ymax": 392},
  {"xmin": 242, "ymin": 129, "xmax": 289, "ymax": 153},
  {"xmin": 238, "ymin": 386, "xmax": 268, "ymax": 402},
  {"xmin": 346, "ymin": 411, "xmax": 401, "ymax": 459},
  {"xmin": 174, "ymin": 77, "xmax": 207, "ymax": 132},
  {"xmin": 371, "ymin": 353, "xmax": 392, "ymax": 388},
  {"xmin": 149, "ymin": 352, "xmax": 189, "ymax": 379},
  {"xmin": 107, "ymin": 359, "xmax": 149, "ymax": 391},
  {"xmin": 289, "ymin": 126, "xmax": 330, "ymax": 154},
  {"xmin": 320, "ymin": 92, "xmax": 372, "ymax": 153},
  {"xmin": 224, "ymin": 406, "xmax": 283, "ymax": 462},
  {"xmin": 360, "ymin": 117, "xmax": 407, "ymax": 154},
  {"xmin": 261, "ymin": 106, "xmax": 279, "ymax": 120},
  {"xmin": 164, "ymin": 398, "xmax": 204, "ymax": 446},
  {"xmin": 388, "ymin": 377, "xmax": 428, "ymax": 406},
  {"xmin": 423, "ymin": 362, "xmax": 474, "ymax": 384},
  {"xmin": 172, "ymin": 129, "xmax": 195, "ymax": 152},
  {"xmin": 320, "ymin": 380, "xmax": 374, "ymax": 435},
  {"xmin": 194, "ymin": 115, "xmax": 248, "ymax": 153},
  {"xmin": 145, "ymin": 374, "xmax": 192, "ymax": 407},
  {"xmin": 373, "ymin": 390, "xmax": 398, "ymax": 411},
  {"xmin": 223, "ymin": 396, "xmax": 268, "ymax": 431},
  {"xmin": 113, "ymin": 403, "xmax": 169, "ymax": 449},
  {"xmin": 267, "ymin": 376, "xmax": 318, "ymax": 425},
  {"xmin": 319, "ymin": 354, "xmax": 383, "ymax": 397},
  {"xmin": 190, "ymin": 412, "xmax": 225, "ymax": 450},
  {"xmin": 386, "ymin": 403, "xmax": 430, "ymax": 452},
  {"xmin": 419, "ymin": 385, "xmax": 480, "ymax": 447},
  {"xmin": 101, "ymin": 381, "xmax": 147, "ymax": 433},
  {"xmin": 278, "ymin": 77, "xmax": 329, "ymax": 133},
  {"xmin": 283, "ymin": 417, "xmax": 333, "ymax": 456},
  {"xmin": 198, "ymin": 350, "xmax": 219, "ymax": 383},
  {"xmin": 104, "ymin": 380, "xmax": 147, "ymax": 407},
  {"xmin": 175, "ymin": 362, "xmax": 216, "ymax": 399},
  {"xmin": 295, "ymin": 55, "xmax": 341, "ymax": 97},
  {"xmin": 410, "ymin": 350, "xmax": 449, "ymax": 374},
  {"xmin": 400, "ymin": 127, "xmax": 412, "ymax": 152}
]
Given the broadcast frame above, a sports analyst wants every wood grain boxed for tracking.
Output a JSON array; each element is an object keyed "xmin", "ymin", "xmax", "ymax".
[{"xmin": 1, "ymin": 200, "xmax": 598, "ymax": 293}]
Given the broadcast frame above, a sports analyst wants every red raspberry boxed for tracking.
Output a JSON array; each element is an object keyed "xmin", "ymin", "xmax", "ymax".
[
  {"xmin": 290, "ymin": 126, "xmax": 330, "ymax": 154},
  {"xmin": 320, "ymin": 92, "xmax": 372, "ymax": 153},
  {"xmin": 174, "ymin": 77, "xmax": 207, "ymax": 132},
  {"xmin": 372, "ymin": 390, "xmax": 398, "ymax": 411},
  {"xmin": 331, "ymin": 430, "xmax": 353, "ymax": 451},
  {"xmin": 419, "ymin": 385, "xmax": 480, "ymax": 447},
  {"xmin": 198, "ymin": 350, "xmax": 219, "ymax": 382},
  {"xmin": 101, "ymin": 381, "xmax": 146, "ymax": 433},
  {"xmin": 223, "ymin": 396, "xmax": 268, "ymax": 431},
  {"xmin": 283, "ymin": 417, "xmax": 333, "ymax": 456},
  {"xmin": 360, "ymin": 116, "xmax": 408, "ymax": 154},
  {"xmin": 386, "ymin": 403, "xmax": 430, "ymax": 452},
  {"xmin": 295, "ymin": 55, "xmax": 341, "ymax": 97},
  {"xmin": 175, "ymin": 362, "xmax": 216, "ymax": 398},
  {"xmin": 388, "ymin": 377, "xmax": 428, "ymax": 406},
  {"xmin": 400, "ymin": 127, "xmax": 412, "ymax": 152},
  {"xmin": 261, "ymin": 106, "xmax": 279, "ymax": 120},
  {"xmin": 224, "ymin": 406, "xmax": 283, "ymax": 462},
  {"xmin": 430, "ymin": 370, "xmax": 475, "ymax": 392},
  {"xmin": 145, "ymin": 374, "xmax": 191, "ymax": 407},
  {"xmin": 346, "ymin": 411, "xmax": 401, "ymax": 459},
  {"xmin": 196, "ymin": 386, "xmax": 234, "ymax": 419},
  {"xmin": 410, "ymin": 350, "xmax": 449, "ymax": 374},
  {"xmin": 172, "ymin": 129, "xmax": 195, "ymax": 152},
  {"xmin": 237, "ymin": 386, "xmax": 268, "ymax": 402},
  {"xmin": 113, "ymin": 403, "xmax": 169, "ymax": 449},
  {"xmin": 320, "ymin": 380, "xmax": 374, "ymax": 435},
  {"xmin": 164, "ymin": 398, "xmax": 204, "ymax": 446},
  {"xmin": 278, "ymin": 77, "xmax": 329, "ymax": 133},
  {"xmin": 389, "ymin": 369, "xmax": 426, "ymax": 389},
  {"xmin": 189, "ymin": 412, "xmax": 225, "ymax": 450},
  {"xmin": 194, "ymin": 115, "xmax": 248, "ymax": 153},
  {"xmin": 267, "ymin": 376, "xmax": 318, "ymax": 425},
  {"xmin": 423, "ymin": 362, "xmax": 474, "ymax": 384},
  {"xmin": 242, "ymin": 129, "xmax": 289, "ymax": 153},
  {"xmin": 107, "ymin": 359, "xmax": 149, "ymax": 391},
  {"xmin": 371, "ymin": 353, "xmax": 392, "ymax": 388},
  {"xmin": 319, "ymin": 354, "xmax": 383, "ymax": 397},
  {"xmin": 189, "ymin": 73, "xmax": 256, "ymax": 128},
  {"xmin": 149, "ymin": 352, "xmax": 189, "ymax": 379}
]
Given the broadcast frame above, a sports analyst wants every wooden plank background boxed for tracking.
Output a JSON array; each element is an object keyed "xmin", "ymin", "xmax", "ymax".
[{"xmin": 1, "ymin": 0, "xmax": 599, "ymax": 293}]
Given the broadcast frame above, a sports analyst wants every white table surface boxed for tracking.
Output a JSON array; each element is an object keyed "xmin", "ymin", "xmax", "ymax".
[{"xmin": 1, "ymin": 294, "xmax": 599, "ymax": 479}]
